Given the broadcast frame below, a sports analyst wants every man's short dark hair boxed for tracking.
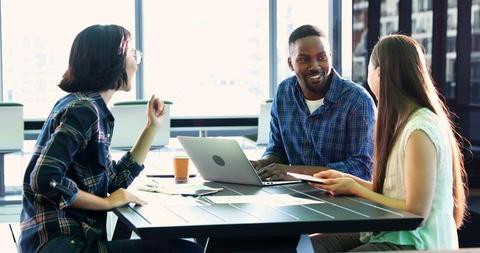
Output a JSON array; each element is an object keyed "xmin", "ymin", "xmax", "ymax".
[
  {"xmin": 59, "ymin": 24, "xmax": 131, "ymax": 93},
  {"xmin": 288, "ymin": 24, "xmax": 328, "ymax": 46}
]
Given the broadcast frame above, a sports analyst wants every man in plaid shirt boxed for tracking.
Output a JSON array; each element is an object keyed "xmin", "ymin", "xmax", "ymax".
[{"xmin": 253, "ymin": 25, "xmax": 376, "ymax": 181}]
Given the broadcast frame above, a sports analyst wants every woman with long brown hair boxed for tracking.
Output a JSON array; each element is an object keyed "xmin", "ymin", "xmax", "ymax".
[{"xmin": 309, "ymin": 34, "xmax": 467, "ymax": 251}]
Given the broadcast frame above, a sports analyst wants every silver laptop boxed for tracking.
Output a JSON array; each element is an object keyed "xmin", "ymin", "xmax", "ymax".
[{"xmin": 177, "ymin": 136, "xmax": 301, "ymax": 186}]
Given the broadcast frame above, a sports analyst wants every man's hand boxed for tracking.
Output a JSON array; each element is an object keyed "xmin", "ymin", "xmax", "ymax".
[
  {"xmin": 249, "ymin": 159, "xmax": 271, "ymax": 171},
  {"xmin": 105, "ymin": 188, "xmax": 148, "ymax": 209},
  {"xmin": 257, "ymin": 163, "xmax": 290, "ymax": 180}
]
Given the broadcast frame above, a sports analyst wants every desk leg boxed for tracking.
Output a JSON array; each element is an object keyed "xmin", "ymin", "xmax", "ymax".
[
  {"xmin": 112, "ymin": 218, "xmax": 132, "ymax": 240},
  {"xmin": 204, "ymin": 234, "xmax": 313, "ymax": 253}
]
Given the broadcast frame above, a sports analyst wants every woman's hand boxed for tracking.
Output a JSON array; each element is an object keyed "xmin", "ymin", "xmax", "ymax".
[
  {"xmin": 314, "ymin": 169, "xmax": 345, "ymax": 180},
  {"xmin": 130, "ymin": 95, "xmax": 166, "ymax": 165},
  {"xmin": 309, "ymin": 170, "xmax": 359, "ymax": 196},
  {"xmin": 146, "ymin": 95, "xmax": 165, "ymax": 129},
  {"xmin": 106, "ymin": 188, "xmax": 148, "ymax": 209}
]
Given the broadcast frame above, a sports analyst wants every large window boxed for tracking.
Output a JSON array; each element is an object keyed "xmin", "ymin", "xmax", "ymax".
[
  {"xmin": 276, "ymin": 0, "xmax": 329, "ymax": 83},
  {"xmin": 143, "ymin": 0, "xmax": 269, "ymax": 117},
  {"xmin": 0, "ymin": 1, "xmax": 343, "ymax": 196},
  {"xmin": 1, "ymin": 1, "xmax": 136, "ymax": 119},
  {"xmin": 1, "ymin": 1, "xmax": 334, "ymax": 119}
]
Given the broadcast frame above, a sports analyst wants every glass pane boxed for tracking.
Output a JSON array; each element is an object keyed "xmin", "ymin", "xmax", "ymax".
[
  {"xmin": 472, "ymin": 0, "xmax": 480, "ymax": 103},
  {"xmin": 446, "ymin": 0, "xmax": 457, "ymax": 99},
  {"xmin": 4, "ymin": 152, "xmax": 29, "ymax": 193},
  {"xmin": 342, "ymin": 1, "xmax": 353, "ymax": 80},
  {"xmin": 470, "ymin": 111, "xmax": 480, "ymax": 143},
  {"xmin": 143, "ymin": 0, "xmax": 269, "ymax": 117},
  {"xmin": 276, "ymin": 0, "xmax": 330, "ymax": 83},
  {"xmin": 411, "ymin": 0, "xmax": 433, "ymax": 66},
  {"xmin": 352, "ymin": 0, "xmax": 368, "ymax": 84},
  {"xmin": 1, "ymin": 1, "xmax": 136, "ymax": 119},
  {"xmin": 381, "ymin": 0, "xmax": 399, "ymax": 37}
]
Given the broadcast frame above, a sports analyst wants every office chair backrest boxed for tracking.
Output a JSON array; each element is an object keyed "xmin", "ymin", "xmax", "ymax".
[
  {"xmin": 110, "ymin": 100, "xmax": 172, "ymax": 149},
  {"xmin": 257, "ymin": 99, "xmax": 272, "ymax": 145},
  {"xmin": 0, "ymin": 102, "xmax": 24, "ymax": 151}
]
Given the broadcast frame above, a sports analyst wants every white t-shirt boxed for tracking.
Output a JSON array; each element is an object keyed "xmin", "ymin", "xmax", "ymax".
[{"xmin": 304, "ymin": 98, "xmax": 324, "ymax": 113}]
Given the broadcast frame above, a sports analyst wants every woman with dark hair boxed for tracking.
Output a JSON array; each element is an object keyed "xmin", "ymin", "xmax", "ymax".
[
  {"xmin": 309, "ymin": 34, "xmax": 467, "ymax": 251},
  {"xmin": 18, "ymin": 24, "xmax": 202, "ymax": 253}
]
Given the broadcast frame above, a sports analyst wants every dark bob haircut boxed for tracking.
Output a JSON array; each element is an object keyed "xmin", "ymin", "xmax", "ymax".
[
  {"xmin": 59, "ymin": 24, "xmax": 131, "ymax": 92},
  {"xmin": 288, "ymin": 24, "xmax": 328, "ymax": 46}
]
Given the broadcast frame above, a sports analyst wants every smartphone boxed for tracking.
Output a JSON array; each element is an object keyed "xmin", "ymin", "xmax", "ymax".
[
  {"xmin": 180, "ymin": 189, "xmax": 222, "ymax": 197},
  {"xmin": 286, "ymin": 172, "xmax": 326, "ymax": 184}
]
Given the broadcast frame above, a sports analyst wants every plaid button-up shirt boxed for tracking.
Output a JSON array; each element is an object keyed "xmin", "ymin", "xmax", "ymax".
[
  {"xmin": 264, "ymin": 70, "xmax": 376, "ymax": 180},
  {"xmin": 19, "ymin": 92, "xmax": 143, "ymax": 253}
]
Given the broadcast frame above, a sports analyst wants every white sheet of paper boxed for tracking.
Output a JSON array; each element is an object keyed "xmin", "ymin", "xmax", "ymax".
[
  {"xmin": 205, "ymin": 194, "xmax": 323, "ymax": 206},
  {"xmin": 136, "ymin": 179, "xmax": 222, "ymax": 195}
]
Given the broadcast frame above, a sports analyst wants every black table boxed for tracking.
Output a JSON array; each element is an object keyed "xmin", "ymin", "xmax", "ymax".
[{"xmin": 113, "ymin": 181, "xmax": 422, "ymax": 252}]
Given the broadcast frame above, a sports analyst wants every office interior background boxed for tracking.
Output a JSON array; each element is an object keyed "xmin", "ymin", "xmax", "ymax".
[{"xmin": 0, "ymin": 0, "xmax": 479, "ymax": 248}]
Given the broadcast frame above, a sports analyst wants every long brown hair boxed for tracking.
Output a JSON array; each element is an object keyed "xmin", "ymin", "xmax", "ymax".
[{"xmin": 370, "ymin": 34, "xmax": 467, "ymax": 228}]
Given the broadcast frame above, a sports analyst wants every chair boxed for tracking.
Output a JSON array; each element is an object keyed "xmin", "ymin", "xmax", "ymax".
[
  {"xmin": 0, "ymin": 102, "xmax": 24, "ymax": 151},
  {"xmin": 110, "ymin": 100, "xmax": 172, "ymax": 149},
  {"xmin": 256, "ymin": 99, "xmax": 272, "ymax": 145}
]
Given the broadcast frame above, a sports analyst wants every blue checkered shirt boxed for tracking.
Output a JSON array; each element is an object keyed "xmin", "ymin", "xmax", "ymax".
[
  {"xmin": 264, "ymin": 70, "xmax": 376, "ymax": 180},
  {"xmin": 19, "ymin": 92, "xmax": 144, "ymax": 253}
]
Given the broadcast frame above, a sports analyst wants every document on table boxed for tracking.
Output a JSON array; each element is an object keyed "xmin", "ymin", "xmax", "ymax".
[
  {"xmin": 205, "ymin": 194, "xmax": 323, "ymax": 206},
  {"xmin": 136, "ymin": 178, "xmax": 223, "ymax": 196}
]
